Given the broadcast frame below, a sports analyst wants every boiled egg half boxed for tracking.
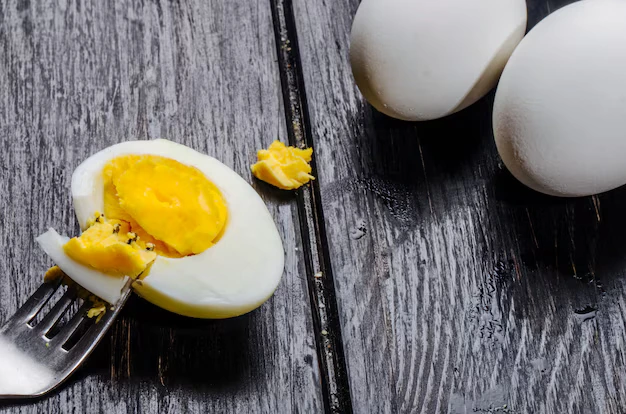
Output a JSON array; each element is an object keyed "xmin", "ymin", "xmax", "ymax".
[{"xmin": 36, "ymin": 139, "xmax": 284, "ymax": 318}]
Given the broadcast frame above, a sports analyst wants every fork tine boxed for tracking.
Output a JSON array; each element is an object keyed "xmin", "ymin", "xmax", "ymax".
[
  {"xmin": 35, "ymin": 288, "xmax": 77, "ymax": 337},
  {"xmin": 1, "ymin": 278, "xmax": 62, "ymax": 329},
  {"xmin": 0, "ymin": 279, "xmax": 133, "ymax": 399},
  {"xmin": 66, "ymin": 284, "xmax": 132, "ymax": 360},
  {"xmin": 49, "ymin": 301, "xmax": 91, "ymax": 348}
]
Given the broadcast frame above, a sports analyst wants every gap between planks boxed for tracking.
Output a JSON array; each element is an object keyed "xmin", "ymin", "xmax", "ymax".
[{"xmin": 269, "ymin": 0, "xmax": 354, "ymax": 413}]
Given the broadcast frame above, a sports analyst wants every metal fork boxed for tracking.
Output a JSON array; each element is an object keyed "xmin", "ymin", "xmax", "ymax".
[{"xmin": 0, "ymin": 277, "xmax": 132, "ymax": 399}]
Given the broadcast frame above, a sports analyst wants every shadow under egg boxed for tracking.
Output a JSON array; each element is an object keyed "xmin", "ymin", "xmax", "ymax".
[{"xmin": 105, "ymin": 295, "xmax": 260, "ymax": 393}]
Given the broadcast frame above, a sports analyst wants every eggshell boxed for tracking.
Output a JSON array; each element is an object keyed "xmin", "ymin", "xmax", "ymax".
[
  {"xmin": 493, "ymin": 0, "xmax": 626, "ymax": 197},
  {"xmin": 350, "ymin": 0, "xmax": 527, "ymax": 121}
]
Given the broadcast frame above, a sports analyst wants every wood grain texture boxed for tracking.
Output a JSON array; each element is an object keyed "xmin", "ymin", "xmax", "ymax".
[
  {"xmin": 270, "ymin": 0, "xmax": 353, "ymax": 411},
  {"xmin": 292, "ymin": 0, "xmax": 626, "ymax": 412},
  {"xmin": 0, "ymin": 0, "xmax": 323, "ymax": 413}
]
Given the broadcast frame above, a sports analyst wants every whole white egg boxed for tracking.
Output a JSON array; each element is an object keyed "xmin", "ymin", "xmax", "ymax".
[
  {"xmin": 350, "ymin": 0, "xmax": 527, "ymax": 121},
  {"xmin": 493, "ymin": 0, "xmax": 626, "ymax": 197},
  {"xmin": 37, "ymin": 139, "xmax": 285, "ymax": 318}
]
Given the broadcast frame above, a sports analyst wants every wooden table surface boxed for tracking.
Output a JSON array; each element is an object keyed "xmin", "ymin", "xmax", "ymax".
[{"xmin": 1, "ymin": 0, "xmax": 624, "ymax": 413}]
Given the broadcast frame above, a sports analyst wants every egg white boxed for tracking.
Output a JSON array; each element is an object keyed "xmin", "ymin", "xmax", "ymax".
[
  {"xmin": 493, "ymin": 0, "xmax": 626, "ymax": 197},
  {"xmin": 37, "ymin": 139, "xmax": 285, "ymax": 318},
  {"xmin": 350, "ymin": 0, "xmax": 527, "ymax": 121}
]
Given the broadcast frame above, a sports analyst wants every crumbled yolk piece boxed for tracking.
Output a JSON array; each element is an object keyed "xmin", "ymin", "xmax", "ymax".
[
  {"xmin": 44, "ymin": 265, "xmax": 65, "ymax": 282},
  {"xmin": 63, "ymin": 155, "xmax": 228, "ymax": 278},
  {"xmin": 86, "ymin": 301, "xmax": 107, "ymax": 323},
  {"xmin": 64, "ymin": 218, "xmax": 156, "ymax": 278},
  {"xmin": 44, "ymin": 265, "xmax": 108, "ymax": 322},
  {"xmin": 250, "ymin": 141, "xmax": 314, "ymax": 190}
]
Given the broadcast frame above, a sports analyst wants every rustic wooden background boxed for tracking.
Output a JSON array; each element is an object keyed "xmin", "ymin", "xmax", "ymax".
[{"xmin": 1, "ymin": 0, "xmax": 624, "ymax": 413}]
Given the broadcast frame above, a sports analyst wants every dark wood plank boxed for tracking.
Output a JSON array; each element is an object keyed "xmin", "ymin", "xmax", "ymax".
[
  {"xmin": 0, "ymin": 0, "xmax": 323, "ymax": 412},
  {"xmin": 269, "ymin": 0, "xmax": 353, "ymax": 412},
  {"xmin": 293, "ymin": 0, "xmax": 626, "ymax": 412}
]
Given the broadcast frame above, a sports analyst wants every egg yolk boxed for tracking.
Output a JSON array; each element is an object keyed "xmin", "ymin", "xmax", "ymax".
[
  {"xmin": 250, "ymin": 141, "xmax": 314, "ymax": 190},
  {"xmin": 44, "ymin": 265, "xmax": 65, "ymax": 282},
  {"xmin": 63, "ymin": 155, "xmax": 228, "ymax": 278}
]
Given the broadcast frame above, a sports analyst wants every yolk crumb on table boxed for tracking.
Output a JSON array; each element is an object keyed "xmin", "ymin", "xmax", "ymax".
[
  {"xmin": 62, "ymin": 155, "xmax": 228, "ymax": 280},
  {"xmin": 250, "ymin": 140, "xmax": 314, "ymax": 190}
]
